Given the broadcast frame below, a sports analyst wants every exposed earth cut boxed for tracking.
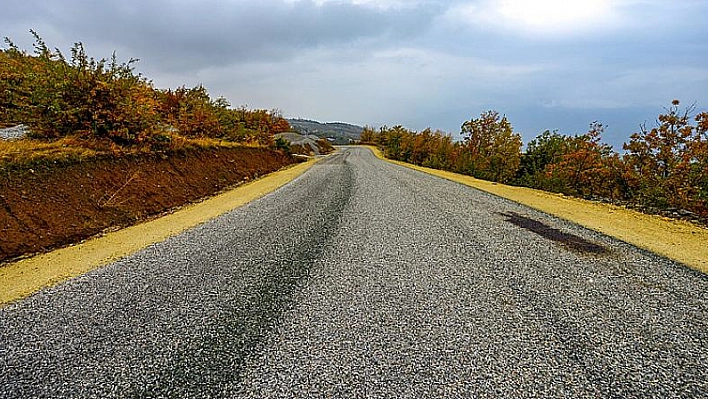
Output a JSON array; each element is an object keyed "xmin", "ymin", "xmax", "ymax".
[{"xmin": 0, "ymin": 147, "xmax": 298, "ymax": 262}]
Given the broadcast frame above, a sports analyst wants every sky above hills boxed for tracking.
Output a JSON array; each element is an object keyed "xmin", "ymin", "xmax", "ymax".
[{"xmin": 2, "ymin": 0, "xmax": 707, "ymax": 148}]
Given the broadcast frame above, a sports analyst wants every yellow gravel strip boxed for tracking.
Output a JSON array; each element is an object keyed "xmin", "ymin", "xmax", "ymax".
[
  {"xmin": 368, "ymin": 146, "xmax": 708, "ymax": 273},
  {"xmin": 0, "ymin": 158, "xmax": 321, "ymax": 306}
]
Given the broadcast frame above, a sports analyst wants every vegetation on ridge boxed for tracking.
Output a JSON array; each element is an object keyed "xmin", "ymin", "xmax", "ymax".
[
  {"xmin": 288, "ymin": 118, "xmax": 363, "ymax": 145},
  {"xmin": 0, "ymin": 31, "xmax": 291, "ymax": 166},
  {"xmin": 361, "ymin": 101, "xmax": 708, "ymax": 222}
]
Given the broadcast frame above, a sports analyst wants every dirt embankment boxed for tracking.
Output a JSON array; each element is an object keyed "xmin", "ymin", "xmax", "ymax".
[{"xmin": 0, "ymin": 147, "xmax": 298, "ymax": 262}]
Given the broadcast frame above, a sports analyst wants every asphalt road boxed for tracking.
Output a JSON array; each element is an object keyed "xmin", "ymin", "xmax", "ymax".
[{"xmin": 1, "ymin": 147, "xmax": 707, "ymax": 398}]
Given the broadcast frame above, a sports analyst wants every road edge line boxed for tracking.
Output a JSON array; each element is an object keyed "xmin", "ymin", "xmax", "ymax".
[
  {"xmin": 0, "ymin": 156, "xmax": 325, "ymax": 306},
  {"xmin": 364, "ymin": 145, "xmax": 708, "ymax": 274}
]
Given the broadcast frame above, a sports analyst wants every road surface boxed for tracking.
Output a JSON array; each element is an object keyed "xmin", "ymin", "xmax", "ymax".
[{"xmin": 1, "ymin": 147, "xmax": 707, "ymax": 398}]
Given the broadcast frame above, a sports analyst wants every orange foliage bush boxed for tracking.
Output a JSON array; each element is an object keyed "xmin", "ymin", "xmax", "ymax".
[
  {"xmin": 366, "ymin": 102, "xmax": 708, "ymax": 220},
  {"xmin": 622, "ymin": 101, "xmax": 708, "ymax": 215},
  {"xmin": 363, "ymin": 111, "xmax": 522, "ymax": 184},
  {"xmin": 0, "ymin": 32, "xmax": 290, "ymax": 148}
]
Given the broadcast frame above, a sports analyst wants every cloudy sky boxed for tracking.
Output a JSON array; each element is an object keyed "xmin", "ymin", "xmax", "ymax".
[{"xmin": 2, "ymin": 0, "xmax": 707, "ymax": 148}]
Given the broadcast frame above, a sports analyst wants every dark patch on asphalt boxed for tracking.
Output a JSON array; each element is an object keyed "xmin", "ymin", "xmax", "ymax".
[{"xmin": 500, "ymin": 212, "xmax": 608, "ymax": 255}]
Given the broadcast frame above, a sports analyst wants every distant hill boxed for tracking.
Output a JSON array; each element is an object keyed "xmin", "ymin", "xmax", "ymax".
[
  {"xmin": 287, "ymin": 119, "xmax": 363, "ymax": 144},
  {"xmin": 274, "ymin": 132, "xmax": 334, "ymax": 156}
]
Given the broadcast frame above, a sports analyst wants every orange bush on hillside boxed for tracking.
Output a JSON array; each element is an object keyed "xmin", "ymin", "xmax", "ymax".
[
  {"xmin": 0, "ymin": 32, "xmax": 290, "ymax": 148},
  {"xmin": 364, "ymin": 102, "xmax": 708, "ymax": 219}
]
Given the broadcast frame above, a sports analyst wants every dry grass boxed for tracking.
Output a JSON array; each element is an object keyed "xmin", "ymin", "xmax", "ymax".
[
  {"xmin": 0, "ymin": 135, "xmax": 268, "ymax": 170},
  {"xmin": 0, "ymin": 137, "xmax": 101, "ymax": 167},
  {"xmin": 367, "ymin": 145, "xmax": 708, "ymax": 273}
]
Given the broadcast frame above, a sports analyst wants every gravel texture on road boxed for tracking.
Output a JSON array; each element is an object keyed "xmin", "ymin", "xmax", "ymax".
[{"xmin": 2, "ymin": 147, "xmax": 707, "ymax": 398}]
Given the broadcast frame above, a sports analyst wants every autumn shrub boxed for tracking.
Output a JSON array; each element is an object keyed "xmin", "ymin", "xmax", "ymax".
[
  {"xmin": 1, "ymin": 32, "xmax": 291, "ymax": 149},
  {"xmin": 316, "ymin": 138, "xmax": 335, "ymax": 154},
  {"xmin": 369, "ymin": 102, "xmax": 708, "ymax": 220},
  {"xmin": 690, "ymin": 112, "xmax": 708, "ymax": 211},
  {"xmin": 358, "ymin": 126, "xmax": 376, "ymax": 145},
  {"xmin": 368, "ymin": 116, "xmax": 521, "ymax": 183},
  {"xmin": 1, "ymin": 32, "xmax": 161, "ymax": 145},
  {"xmin": 540, "ymin": 122, "xmax": 615, "ymax": 198},
  {"xmin": 623, "ymin": 101, "xmax": 708, "ymax": 215},
  {"xmin": 459, "ymin": 111, "xmax": 522, "ymax": 183},
  {"xmin": 157, "ymin": 86, "xmax": 223, "ymax": 139}
]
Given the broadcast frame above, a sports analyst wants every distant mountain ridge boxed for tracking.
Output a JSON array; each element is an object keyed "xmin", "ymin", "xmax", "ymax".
[{"xmin": 288, "ymin": 118, "xmax": 363, "ymax": 144}]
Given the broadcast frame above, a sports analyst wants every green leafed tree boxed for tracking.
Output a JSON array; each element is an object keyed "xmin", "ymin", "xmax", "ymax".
[{"xmin": 515, "ymin": 129, "xmax": 569, "ymax": 189}]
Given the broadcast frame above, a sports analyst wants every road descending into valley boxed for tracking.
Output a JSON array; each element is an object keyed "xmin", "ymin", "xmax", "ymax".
[{"xmin": 1, "ymin": 147, "xmax": 707, "ymax": 397}]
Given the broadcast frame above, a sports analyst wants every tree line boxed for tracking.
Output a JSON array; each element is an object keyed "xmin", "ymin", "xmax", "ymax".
[
  {"xmin": 361, "ymin": 102, "xmax": 708, "ymax": 220},
  {"xmin": 0, "ymin": 32, "xmax": 289, "ymax": 149}
]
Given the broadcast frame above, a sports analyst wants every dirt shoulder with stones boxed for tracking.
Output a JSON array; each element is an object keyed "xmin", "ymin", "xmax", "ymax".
[
  {"xmin": 0, "ymin": 146, "xmax": 299, "ymax": 263},
  {"xmin": 367, "ymin": 146, "xmax": 708, "ymax": 274}
]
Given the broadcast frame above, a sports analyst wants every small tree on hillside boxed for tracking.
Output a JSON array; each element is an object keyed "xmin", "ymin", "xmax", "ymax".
[
  {"xmin": 460, "ymin": 110, "xmax": 522, "ymax": 182},
  {"xmin": 545, "ymin": 122, "xmax": 614, "ymax": 198},
  {"xmin": 623, "ymin": 100, "xmax": 698, "ymax": 208},
  {"xmin": 515, "ymin": 129, "xmax": 569, "ymax": 189}
]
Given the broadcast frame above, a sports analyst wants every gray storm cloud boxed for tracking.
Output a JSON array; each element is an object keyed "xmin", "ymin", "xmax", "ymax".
[
  {"xmin": 2, "ymin": 0, "xmax": 707, "ymax": 148},
  {"xmin": 3, "ymin": 0, "xmax": 442, "ymax": 71}
]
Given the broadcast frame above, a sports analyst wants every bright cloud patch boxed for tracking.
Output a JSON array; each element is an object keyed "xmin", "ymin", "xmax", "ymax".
[
  {"xmin": 451, "ymin": 0, "xmax": 618, "ymax": 36},
  {"xmin": 499, "ymin": 0, "xmax": 611, "ymax": 30}
]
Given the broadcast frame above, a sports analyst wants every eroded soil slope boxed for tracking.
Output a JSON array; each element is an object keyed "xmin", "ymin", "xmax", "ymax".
[{"xmin": 0, "ymin": 147, "xmax": 297, "ymax": 262}]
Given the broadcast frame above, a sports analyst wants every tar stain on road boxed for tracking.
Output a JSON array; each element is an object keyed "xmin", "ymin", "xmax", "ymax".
[{"xmin": 500, "ymin": 211, "xmax": 609, "ymax": 255}]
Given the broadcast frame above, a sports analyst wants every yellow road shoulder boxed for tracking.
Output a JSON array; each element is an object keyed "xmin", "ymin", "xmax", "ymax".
[
  {"xmin": 367, "ymin": 146, "xmax": 708, "ymax": 274},
  {"xmin": 0, "ymin": 157, "xmax": 321, "ymax": 306}
]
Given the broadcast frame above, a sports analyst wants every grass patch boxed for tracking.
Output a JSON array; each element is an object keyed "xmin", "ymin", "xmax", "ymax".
[
  {"xmin": 0, "ymin": 137, "xmax": 99, "ymax": 168},
  {"xmin": 0, "ymin": 134, "xmax": 270, "ymax": 172}
]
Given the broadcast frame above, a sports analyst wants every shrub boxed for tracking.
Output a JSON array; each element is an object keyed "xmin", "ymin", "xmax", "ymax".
[
  {"xmin": 1, "ymin": 31, "xmax": 159, "ymax": 144},
  {"xmin": 1, "ymin": 32, "xmax": 291, "ymax": 148}
]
